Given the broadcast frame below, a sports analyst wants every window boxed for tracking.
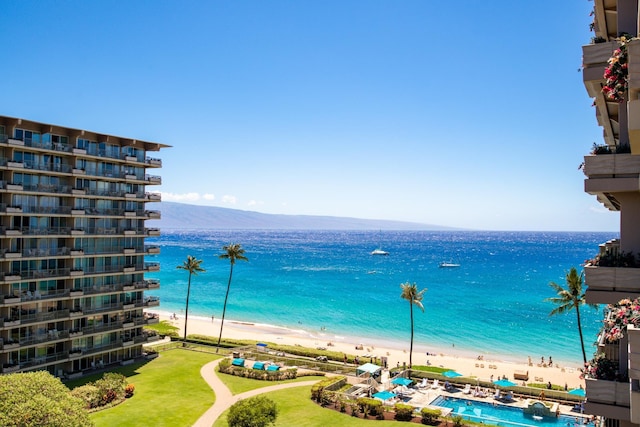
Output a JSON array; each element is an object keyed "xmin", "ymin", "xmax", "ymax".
[{"xmin": 14, "ymin": 129, "xmax": 40, "ymax": 144}]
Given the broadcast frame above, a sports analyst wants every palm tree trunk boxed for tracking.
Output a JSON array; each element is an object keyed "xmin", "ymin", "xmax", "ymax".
[
  {"xmin": 576, "ymin": 305, "xmax": 587, "ymax": 365},
  {"xmin": 216, "ymin": 264, "xmax": 234, "ymax": 352},
  {"xmin": 409, "ymin": 302, "xmax": 414, "ymax": 367},
  {"xmin": 183, "ymin": 273, "xmax": 192, "ymax": 347}
]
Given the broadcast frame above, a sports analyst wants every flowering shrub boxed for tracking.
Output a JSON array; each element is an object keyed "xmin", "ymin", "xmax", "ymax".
[
  {"xmin": 603, "ymin": 35, "xmax": 636, "ymax": 103},
  {"xmin": 125, "ymin": 384, "xmax": 135, "ymax": 398},
  {"xmin": 583, "ymin": 353, "xmax": 617, "ymax": 380},
  {"xmin": 602, "ymin": 298, "xmax": 640, "ymax": 343}
]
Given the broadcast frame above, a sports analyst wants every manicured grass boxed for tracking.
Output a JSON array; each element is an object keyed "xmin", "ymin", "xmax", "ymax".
[
  {"xmin": 88, "ymin": 350, "xmax": 220, "ymax": 427},
  {"xmin": 217, "ymin": 371, "xmax": 326, "ymax": 395},
  {"xmin": 213, "ymin": 385, "xmax": 410, "ymax": 426}
]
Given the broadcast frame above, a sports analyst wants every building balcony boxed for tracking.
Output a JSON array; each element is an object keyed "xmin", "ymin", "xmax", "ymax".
[
  {"xmin": 146, "ymin": 228, "xmax": 160, "ymax": 237},
  {"xmin": 146, "ymin": 245, "xmax": 160, "ymax": 255},
  {"xmin": 585, "ymin": 265, "xmax": 640, "ymax": 304},
  {"xmin": 629, "ymin": 326, "xmax": 640, "ymax": 381},
  {"xmin": 584, "ymin": 378, "xmax": 631, "ymax": 420},
  {"xmin": 145, "ymin": 262, "xmax": 160, "ymax": 272},
  {"xmin": 0, "ymin": 340, "xmax": 19, "ymax": 350},
  {"xmin": 583, "ymin": 153, "xmax": 640, "ymax": 211},
  {"xmin": 145, "ymin": 210, "xmax": 161, "ymax": 219},
  {"xmin": 145, "ymin": 279, "xmax": 160, "ymax": 289},
  {"xmin": 145, "ymin": 314, "xmax": 160, "ymax": 325},
  {"xmin": 0, "ymin": 294, "xmax": 21, "ymax": 305},
  {"xmin": 3, "ymin": 251, "xmax": 21, "ymax": 259},
  {"xmin": 145, "ymin": 174, "xmax": 161, "ymax": 184},
  {"xmin": 19, "ymin": 309, "xmax": 69, "ymax": 326},
  {"xmin": 2, "ymin": 364, "xmax": 20, "ymax": 373},
  {"xmin": 583, "ymin": 41, "xmax": 619, "ymax": 98},
  {"xmin": 146, "ymin": 157, "xmax": 162, "ymax": 167},
  {"xmin": 143, "ymin": 296, "xmax": 160, "ymax": 307}
]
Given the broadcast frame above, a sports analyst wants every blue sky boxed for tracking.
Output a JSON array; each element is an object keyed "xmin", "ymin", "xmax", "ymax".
[{"xmin": 1, "ymin": 1, "xmax": 618, "ymax": 231}]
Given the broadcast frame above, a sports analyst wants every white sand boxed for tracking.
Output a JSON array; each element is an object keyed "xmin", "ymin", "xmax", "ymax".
[{"xmin": 151, "ymin": 310, "xmax": 585, "ymax": 389}]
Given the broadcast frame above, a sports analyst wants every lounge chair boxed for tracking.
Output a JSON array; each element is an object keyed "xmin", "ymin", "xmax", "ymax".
[
  {"xmin": 493, "ymin": 389, "xmax": 501, "ymax": 399},
  {"xmin": 502, "ymin": 391, "xmax": 514, "ymax": 402},
  {"xmin": 417, "ymin": 378, "xmax": 428, "ymax": 389},
  {"xmin": 431, "ymin": 379, "xmax": 440, "ymax": 389},
  {"xmin": 462, "ymin": 384, "xmax": 471, "ymax": 394}
]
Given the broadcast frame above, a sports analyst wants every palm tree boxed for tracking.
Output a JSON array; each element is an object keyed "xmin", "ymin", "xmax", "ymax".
[
  {"xmin": 176, "ymin": 255, "xmax": 205, "ymax": 346},
  {"xmin": 216, "ymin": 243, "xmax": 248, "ymax": 352},
  {"xmin": 546, "ymin": 267, "xmax": 596, "ymax": 365},
  {"xmin": 400, "ymin": 281, "xmax": 426, "ymax": 368}
]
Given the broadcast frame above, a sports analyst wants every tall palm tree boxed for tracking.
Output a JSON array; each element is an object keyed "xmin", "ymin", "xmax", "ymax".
[
  {"xmin": 546, "ymin": 267, "xmax": 596, "ymax": 364},
  {"xmin": 216, "ymin": 243, "xmax": 248, "ymax": 352},
  {"xmin": 400, "ymin": 281, "xmax": 426, "ymax": 368},
  {"xmin": 176, "ymin": 255, "xmax": 205, "ymax": 346}
]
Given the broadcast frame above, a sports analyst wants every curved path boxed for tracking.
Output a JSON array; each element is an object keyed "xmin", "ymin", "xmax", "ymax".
[{"xmin": 193, "ymin": 358, "xmax": 319, "ymax": 427}]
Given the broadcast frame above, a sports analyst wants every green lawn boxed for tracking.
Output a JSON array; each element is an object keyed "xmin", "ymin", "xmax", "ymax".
[
  {"xmin": 88, "ymin": 350, "xmax": 220, "ymax": 427},
  {"xmin": 213, "ymin": 385, "xmax": 410, "ymax": 426}
]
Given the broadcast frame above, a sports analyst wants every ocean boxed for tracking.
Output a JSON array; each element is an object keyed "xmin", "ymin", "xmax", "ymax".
[{"xmin": 145, "ymin": 230, "xmax": 613, "ymax": 367}]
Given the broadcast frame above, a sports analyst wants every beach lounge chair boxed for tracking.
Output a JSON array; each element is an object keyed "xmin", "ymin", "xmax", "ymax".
[
  {"xmin": 417, "ymin": 378, "xmax": 428, "ymax": 389},
  {"xmin": 431, "ymin": 379, "xmax": 440, "ymax": 389},
  {"xmin": 462, "ymin": 384, "xmax": 471, "ymax": 394}
]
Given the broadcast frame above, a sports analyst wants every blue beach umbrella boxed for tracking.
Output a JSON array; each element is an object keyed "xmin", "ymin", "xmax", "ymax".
[
  {"xmin": 443, "ymin": 370, "xmax": 463, "ymax": 378},
  {"xmin": 493, "ymin": 379, "xmax": 516, "ymax": 387},
  {"xmin": 391, "ymin": 377, "xmax": 413, "ymax": 386},
  {"xmin": 568, "ymin": 388, "xmax": 586, "ymax": 397},
  {"xmin": 373, "ymin": 390, "xmax": 396, "ymax": 401}
]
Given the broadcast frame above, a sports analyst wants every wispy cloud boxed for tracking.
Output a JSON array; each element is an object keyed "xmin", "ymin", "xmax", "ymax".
[
  {"xmin": 247, "ymin": 200, "xmax": 264, "ymax": 207},
  {"xmin": 222, "ymin": 195, "xmax": 237, "ymax": 205},
  {"xmin": 161, "ymin": 192, "xmax": 216, "ymax": 203}
]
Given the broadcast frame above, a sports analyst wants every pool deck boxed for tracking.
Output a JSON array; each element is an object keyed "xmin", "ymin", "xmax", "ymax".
[{"xmin": 395, "ymin": 385, "xmax": 586, "ymax": 420}]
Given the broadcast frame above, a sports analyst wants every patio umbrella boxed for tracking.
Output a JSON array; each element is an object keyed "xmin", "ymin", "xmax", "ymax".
[
  {"xmin": 373, "ymin": 390, "xmax": 396, "ymax": 401},
  {"xmin": 568, "ymin": 388, "xmax": 586, "ymax": 397},
  {"xmin": 391, "ymin": 377, "xmax": 413, "ymax": 386},
  {"xmin": 443, "ymin": 370, "xmax": 462, "ymax": 378},
  {"xmin": 493, "ymin": 379, "xmax": 516, "ymax": 387}
]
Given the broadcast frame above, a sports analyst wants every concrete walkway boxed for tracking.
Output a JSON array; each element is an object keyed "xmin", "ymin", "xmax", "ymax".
[{"xmin": 192, "ymin": 358, "xmax": 319, "ymax": 427}]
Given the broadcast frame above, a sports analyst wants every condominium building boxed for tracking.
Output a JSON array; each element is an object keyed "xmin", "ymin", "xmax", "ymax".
[
  {"xmin": 0, "ymin": 115, "xmax": 167, "ymax": 379},
  {"xmin": 582, "ymin": 2, "xmax": 640, "ymax": 427}
]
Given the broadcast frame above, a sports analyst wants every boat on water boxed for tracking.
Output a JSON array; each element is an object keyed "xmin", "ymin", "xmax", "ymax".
[
  {"xmin": 439, "ymin": 261, "xmax": 460, "ymax": 268},
  {"xmin": 370, "ymin": 248, "xmax": 389, "ymax": 256}
]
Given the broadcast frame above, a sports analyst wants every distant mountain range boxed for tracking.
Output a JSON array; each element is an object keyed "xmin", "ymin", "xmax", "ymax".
[{"xmin": 147, "ymin": 201, "xmax": 455, "ymax": 231}]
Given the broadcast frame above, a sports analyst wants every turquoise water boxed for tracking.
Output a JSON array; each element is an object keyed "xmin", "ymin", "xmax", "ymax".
[
  {"xmin": 429, "ymin": 396, "xmax": 586, "ymax": 427},
  {"xmin": 145, "ymin": 230, "xmax": 612, "ymax": 365}
]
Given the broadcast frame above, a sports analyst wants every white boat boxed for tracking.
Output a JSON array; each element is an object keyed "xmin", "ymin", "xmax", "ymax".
[
  {"xmin": 371, "ymin": 248, "xmax": 389, "ymax": 256},
  {"xmin": 439, "ymin": 261, "xmax": 460, "ymax": 268}
]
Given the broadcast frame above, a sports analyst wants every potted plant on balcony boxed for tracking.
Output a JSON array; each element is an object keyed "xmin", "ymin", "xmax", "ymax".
[
  {"xmin": 603, "ymin": 35, "xmax": 635, "ymax": 103},
  {"xmin": 583, "ymin": 353, "xmax": 618, "ymax": 380},
  {"xmin": 601, "ymin": 297, "xmax": 640, "ymax": 343}
]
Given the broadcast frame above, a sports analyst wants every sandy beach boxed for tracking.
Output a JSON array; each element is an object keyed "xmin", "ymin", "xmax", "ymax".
[{"xmin": 150, "ymin": 310, "xmax": 585, "ymax": 390}]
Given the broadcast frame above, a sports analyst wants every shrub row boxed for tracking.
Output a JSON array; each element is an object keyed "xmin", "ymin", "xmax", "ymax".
[
  {"xmin": 218, "ymin": 358, "xmax": 298, "ymax": 381},
  {"xmin": 310, "ymin": 376, "xmax": 346, "ymax": 402}
]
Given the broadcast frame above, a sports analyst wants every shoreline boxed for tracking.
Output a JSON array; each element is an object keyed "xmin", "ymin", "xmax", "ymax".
[
  {"xmin": 149, "ymin": 309, "xmax": 586, "ymax": 389},
  {"xmin": 158, "ymin": 306, "xmax": 585, "ymax": 369}
]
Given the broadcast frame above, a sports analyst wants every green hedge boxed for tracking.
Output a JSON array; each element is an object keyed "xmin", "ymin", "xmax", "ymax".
[{"xmin": 218, "ymin": 359, "xmax": 298, "ymax": 381}]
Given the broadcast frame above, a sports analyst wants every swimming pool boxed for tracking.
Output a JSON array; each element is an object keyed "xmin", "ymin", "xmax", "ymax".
[{"xmin": 429, "ymin": 396, "xmax": 586, "ymax": 427}]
